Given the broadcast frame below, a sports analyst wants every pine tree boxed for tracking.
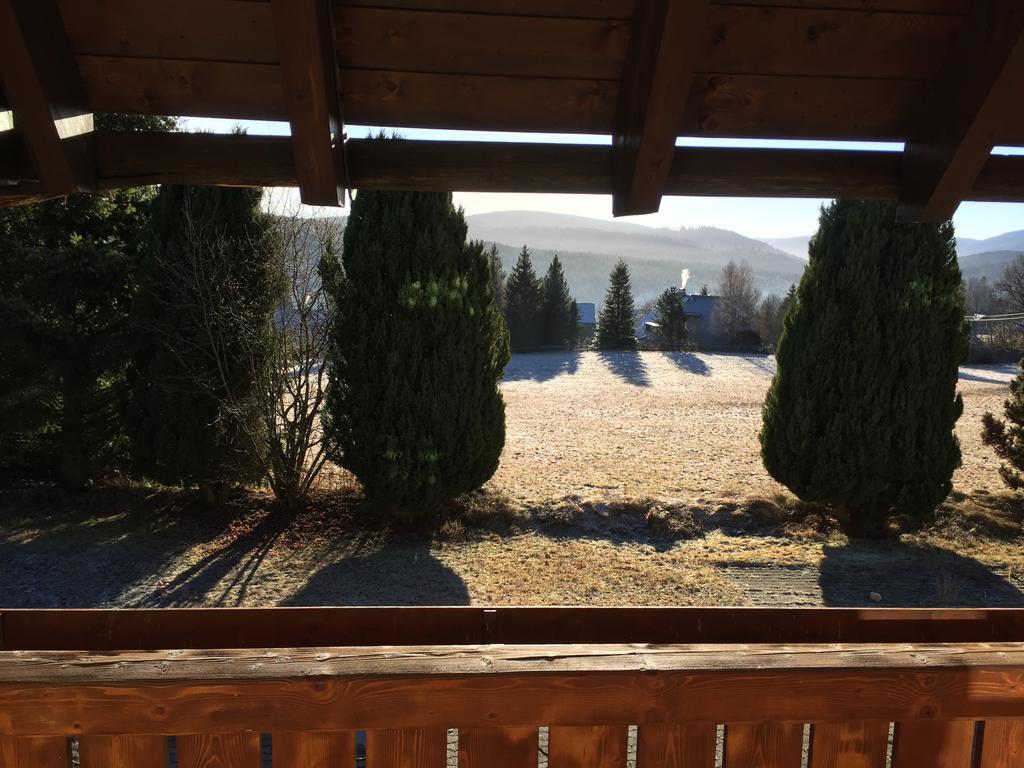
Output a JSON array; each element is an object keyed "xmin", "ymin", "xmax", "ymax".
[
  {"xmin": 323, "ymin": 190, "xmax": 508, "ymax": 514},
  {"xmin": 568, "ymin": 299, "xmax": 582, "ymax": 349},
  {"xmin": 597, "ymin": 259, "xmax": 637, "ymax": 350},
  {"xmin": 654, "ymin": 288, "xmax": 688, "ymax": 350},
  {"xmin": 541, "ymin": 254, "xmax": 576, "ymax": 349},
  {"xmin": 505, "ymin": 245, "xmax": 543, "ymax": 351},
  {"xmin": 127, "ymin": 184, "xmax": 278, "ymax": 502},
  {"xmin": 982, "ymin": 358, "xmax": 1024, "ymax": 490},
  {"xmin": 0, "ymin": 114, "xmax": 175, "ymax": 487},
  {"xmin": 760, "ymin": 200, "xmax": 968, "ymax": 532},
  {"xmin": 486, "ymin": 243, "xmax": 507, "ymax": 315}
]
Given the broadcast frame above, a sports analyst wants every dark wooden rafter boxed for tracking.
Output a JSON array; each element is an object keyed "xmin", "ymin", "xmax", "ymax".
[
  {"xmin": 271, "ymin": 0, "xmax": 348, "ymax": 206},
  {"xmin": 612, "ymin": 0, "xmax": 709, "ymax": 216},
  {"xmin": 0, "ymin": 0, "xmax": 94, "ymax": 195},
  {"xmin": 899, "ymin": 0, "xmax": 1024, "ymax": 222}
]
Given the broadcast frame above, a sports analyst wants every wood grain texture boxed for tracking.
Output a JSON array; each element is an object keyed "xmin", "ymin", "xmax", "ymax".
[
  {"xmin": 549, "ymin": 726, "xmax": 627, "ymax": 768},
  {"xmin": 177, "ymin": 734, "xmax": 259, "ymax": 768},
  {"xmin": 809, "ymin": 722, "xmax": 889, "ymax": 768},
  {"xmin": 0, "ymin": 0, "xmax": 93, "ymax": 194},
  {"xmin": 978, "ymin": 720, "xmax": 1024, "ymax": 768},
  {"xmin": 77, "ymin": 735, "xmax": 166, "ymax": 768},
  {"xmin": 365, "ymin": 729, "xmax": 446, "ymax": 768},
  {"xmin": 898, "ymin": 1, "xmax": 1024, "ymax": 221},
  {"xmin": 0, "ymin": 738, "xmax": 68, "ymax": 768},
  {"xmin": 272, "ymin": 731, "xmax": 354, "ymax": 768},
  {"xmin": 892, "ymin": 721, "xmax": 976, "ymax": 768},
  {"xmin": 5, "ymin": 607, "xmax": 1024, "ymax": 653},
  {"xmin": 725, "ymin": 723, "xmax": 803, "ymax": 768},
  {"xmin": 5, "ymin": 133, "xmax": 1024, "ymax": 205},
  {"xmin": 612, "ymin": 0, "xmax": 709, "ymax": 215},
  {"xmin": 636, "ymin": 724, "xmax": 715, "ymax": 768},
  {"xmin": 459, "ymin": 727, "xmax": 538, "ymax": 768}
]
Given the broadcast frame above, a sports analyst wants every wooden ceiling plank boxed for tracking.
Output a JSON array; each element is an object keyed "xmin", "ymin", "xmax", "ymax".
[
  {"xmin": 898, "ymin": 1, "xmax": 1024, "ymax": 222},
  {"xmin": 271, "ymin": 0, "xmax": 348, "ymax": 206},
  {"xmin": 0, "ymin": 0, "xmax": 94, "ymax": 194},
  {"xmin": 612, "ymin": 0, "xmax": 709, "ymax": 216}
]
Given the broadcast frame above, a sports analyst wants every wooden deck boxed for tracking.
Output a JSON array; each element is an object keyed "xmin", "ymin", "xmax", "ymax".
[{"xmin": 2, "ymin": 607, "xmax": 1024, "ymax": 766}]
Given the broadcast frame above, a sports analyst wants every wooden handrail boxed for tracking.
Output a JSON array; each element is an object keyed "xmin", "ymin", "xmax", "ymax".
[
  {"xmin": 2, "ymin": 642, "xmax": 1024, "ymax": 736},
  {"xmin": 3, "ymin": 606, "xmax": 1022, "ymax": 650}
]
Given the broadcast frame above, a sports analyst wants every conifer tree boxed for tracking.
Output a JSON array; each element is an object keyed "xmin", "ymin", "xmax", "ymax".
[
  {"xmin": 486, "ymin": 243, "xmax": 507, "ymax": 315},
  {"xmin": 505, "ymin": 245, "xmax": 543, "ymax": 351},
  {"xmin": 323, "ymin": 190, "xmax": 508, "ymax": 514},
  {"xmin": 0, "ymin": 114, "xmax": 175, "ymax": 487},
  {"xmin": 541, "ymin": 255, "xmax": 576, "ymax": 348},
  {"xmin": 597, "ymin": 259, "xmax": 637, "ymax": 350},
  {"xmin": 982, "ymin": 358, "xmax": 1024, "ymax": 490},
  {"xmin": 654, "ymin": 288, "xmax": 688, "ymax": 350},
  {"xmin": 127, "ymin": 184, "xmax": 277, "ymax": 503},
  {"xmin": 760, "ymin": 200, "xmax": 968, "ymax": 531}
]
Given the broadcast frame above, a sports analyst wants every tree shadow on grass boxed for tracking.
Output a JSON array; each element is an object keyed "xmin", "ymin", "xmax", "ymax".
[
  {"xmin": 819, "ymin": 542, "xmax": 1024, "ymax": 607},
  {"xmin": 598, "ymin": 351, "xmax": 651, "ymax": 387},
  {"xmin": 503, "ymin": 351, "xmax": 581, "ymax": 383},
  {"xmin": 662, "ymin": 351, "xmax": 710, "ymax": 376},
  {"xmin": 284, "ymin": 535, "xmax": 470, "ymax": 605}
]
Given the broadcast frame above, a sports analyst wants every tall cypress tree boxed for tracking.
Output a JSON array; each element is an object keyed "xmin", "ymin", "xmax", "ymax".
[
  {"xmin": 127, "ymin": 185, "xmax": 277, "ymax": 501},
  {"xmin": 505, "ymin": 245, "xmax": 543, "ymax": 351},
  {"xmin": 760, "ymin": 200, "xmax": 968, "ymax": 531},
  {"xmin": 0, "ymin": 114, "xmax": 175, "ymax": 487},
  {"xmin": 541, "ymin": 254, "xmax": 576, "ymax": 348},
  {"xmin": 597, "ymin": 259, "xmax": 637, "ymax": 350},
  {"xmin": 323, "ymin": 190, "xmax": 508, "ymax": 514}
]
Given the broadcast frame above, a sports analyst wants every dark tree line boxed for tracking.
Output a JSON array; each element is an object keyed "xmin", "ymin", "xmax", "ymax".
[{"xmin": 502, "ymin": 246, "xmax": 581, "ymax": 351}]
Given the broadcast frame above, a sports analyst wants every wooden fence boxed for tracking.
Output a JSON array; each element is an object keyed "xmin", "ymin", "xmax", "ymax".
[{"xmin": 2, "ymin": 607, "xmax": 1024, "ymax": 767}]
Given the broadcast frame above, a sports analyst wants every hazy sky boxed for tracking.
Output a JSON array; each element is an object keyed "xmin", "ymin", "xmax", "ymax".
[{"xmin": 185, "ymin": 117, "xmax": 1024, "ymax": 241}]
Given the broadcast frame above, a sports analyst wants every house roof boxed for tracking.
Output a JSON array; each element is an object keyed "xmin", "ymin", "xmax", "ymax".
[
  {"xmin": 2, "ymin": 1, "xmax": 1023, "ymax": 219},
  {"xmin": 578, "ymin": 302, "xmax": 597, "ymax": 325}
]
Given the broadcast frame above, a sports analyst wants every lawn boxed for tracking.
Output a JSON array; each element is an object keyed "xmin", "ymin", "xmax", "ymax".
[{"xmin": 1, "ymin": 351, "xmax": 1022, "ymax": 609}]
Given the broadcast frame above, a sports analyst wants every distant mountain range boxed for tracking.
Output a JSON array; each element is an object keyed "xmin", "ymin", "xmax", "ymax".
[
  {"xmin": 304, "ymin": 211, "xmax": 1023, "ymax": 307},
  {"xmin": 465, "ymin": 211, "xmax": 806, "ymax": 306}
]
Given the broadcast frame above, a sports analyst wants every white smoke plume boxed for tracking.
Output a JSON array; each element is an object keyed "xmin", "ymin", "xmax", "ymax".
[{"xmin": 680, "ymin": 268, "xmax": 690, "ymax": 290}]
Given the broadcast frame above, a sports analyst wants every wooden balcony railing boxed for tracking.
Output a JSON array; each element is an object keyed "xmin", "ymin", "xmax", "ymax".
[{"xmin": 2, "ymin": 607, "xmax": 1024, "ymax": 767}]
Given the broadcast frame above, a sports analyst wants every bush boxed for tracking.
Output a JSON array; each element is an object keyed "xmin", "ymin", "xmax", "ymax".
[
  {"xmin": 323, "ymin": 190, "xmax": 508, "ymax": 515},
  {"xmin": 760, "ymin": 200, "xmax": 968, "ymax": 533},
  {"xmin": 982, "ymin": 357, "xmax": 1024, "ymax": 490}
]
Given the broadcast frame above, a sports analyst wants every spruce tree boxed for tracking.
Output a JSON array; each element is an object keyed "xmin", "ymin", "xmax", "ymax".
[
  {"xmin": 0, "ymin": 114, "xmax": 175, "ymax": 487},
  {"xmin": 323, "ymin": 190, "xmax": 508, "ymax": 514},
  {"xmin": 597, "ymin": 259, "xmax": 637, "ymax": 350},
  {"xmin": 654, "ymin": 288, "xmax": 688, "ymax": 350},
  {"xmin": 760, "ymin": 200, "xmax": 968, "ymax": 531},
  {"xmin": 541, "ymin": 255, "xmax": 576, "ymax": 349},
  {"xmin": 505, "ymin": 245, "xmax": 543, "ymax": 351},
  {"xmin": 486, "ymin": 243, "xmax": 507, "ymax": 315},
  {"xmin": 127, "ymin": 184, "xmax": 277, "ymax": 501},
  {"xmin": 982, "ymin": 358, "xmax": 1024, "ymax": 490}
]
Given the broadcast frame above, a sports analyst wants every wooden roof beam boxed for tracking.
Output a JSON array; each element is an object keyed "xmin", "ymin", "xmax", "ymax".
[
  {"xmin": 612, "ymin": 0, "xmax": 709, "ymax": 217},
  {"xmin": 271, "ymin": 0, "xmax": 348, "ymax": 206},
  {"xmin": 0, "ymin": 0, "xmax": 94, "ymax": 195},
  {"xmin": 898, "ymin": 1, "xmax": 1024, "ymax": 222}
]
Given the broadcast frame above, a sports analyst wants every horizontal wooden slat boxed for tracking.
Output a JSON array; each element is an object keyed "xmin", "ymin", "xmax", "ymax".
[
  {"xmin": 13, "ymin": 643, "xmax": 1024, "ymax": 684},
  {"xmin": 5, "ymin": 664, "xmax": 1024, "ymax": 737},
  {"xmin": 7, "ymin": 607, "xmax": 1024, "ymax": 652},
  {"xmin": 60, "ymin": 2, "xmax": 963, "ymax": 81},
  {"xmin": 4, "ymin": 134, "xmax": 1024, "ymax": 207},
  {"xmin": 338, "ymin": 0, "xmax": 970, "ymax": 15}
]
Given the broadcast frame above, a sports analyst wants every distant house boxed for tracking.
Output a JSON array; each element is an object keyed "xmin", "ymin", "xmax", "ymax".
[
  {"xmin": 634, "ymin": 288, "xmax": 725, "ymax": 350},
  {"xmin": 577, "ymin": 302, "xmax": 597, "ymax": 341}
]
